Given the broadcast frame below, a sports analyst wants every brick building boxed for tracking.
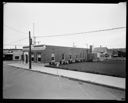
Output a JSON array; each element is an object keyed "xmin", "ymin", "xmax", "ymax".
[{"xmin": 23, "ymin": 44, "xmax": 90, "ymax": 63}]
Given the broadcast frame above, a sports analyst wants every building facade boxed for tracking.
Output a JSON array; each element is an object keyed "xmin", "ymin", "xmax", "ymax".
[
  {"xmin": 92, "ymin": 47, "xmax": 112, "ymax": 61},
  {"xmin": 3, "ymin": 49, "xmax": 23, "ymax": 60},
  {"xmin": 23, "ymin": 45, "xmax": 89, "ymax": 63}
]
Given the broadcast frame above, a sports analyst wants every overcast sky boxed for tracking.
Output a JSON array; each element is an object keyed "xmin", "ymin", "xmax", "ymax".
[{"xmin": 4, "ymin": 3, "xmax": 126, "ymax": 49}]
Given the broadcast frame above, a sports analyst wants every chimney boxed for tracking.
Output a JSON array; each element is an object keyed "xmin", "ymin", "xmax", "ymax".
[{"xmin": 90, "ymin": 45, "xmax": 92, "ymax": 53}]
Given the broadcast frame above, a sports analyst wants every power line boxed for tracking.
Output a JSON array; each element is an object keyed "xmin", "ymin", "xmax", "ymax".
[
  {"xmin": 4, "ymin": 24, "xmax": 28, "ymax": 34},
  {"xmin": 4, "ymin": 37, "xmax": 28, "ymax": 44},
  {"xmin": 35, "ymin": 26, "xmax": 126, "ymax": 38},
  {"xmin": 4, "ymin": 26, "xmax": 126, "ymax": 46}
]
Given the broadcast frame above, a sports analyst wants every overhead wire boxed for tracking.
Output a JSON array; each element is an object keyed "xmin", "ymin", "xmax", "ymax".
[
  {"xmin": 35, "ymin": 26, "xmax": 126, "ymax": 38},
  {"xmin": 4, "ymin": 24, "xmax": 28, "ymax": 34},
  {"xmin": 4, "ymin": 37, "xmax": 28, "ymax": 45},
  {"xmin": 4, "ymin": 24, "xmax": 29, "ymax": 45},
  {"xmin": 4, "ymin": 26, "xmax": 126, "ymax": 47}
]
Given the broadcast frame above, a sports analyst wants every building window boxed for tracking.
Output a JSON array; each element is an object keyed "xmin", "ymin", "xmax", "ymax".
[
  {"xmin": 51, "ymin": 53, "xmax": 55, "ymax": 60},
  {"xmin": 31, "ymin": 54, "xmax": 34, "ymax": 61},
  {"xmin": 37, "ymin": 53, "xmax": 41, "ymax": 62},
  {"xmin": 15, "ymin": 56, "xmax": 19, "ymax": 59},
  {"xmin": 38, "ymin": 58, "xmax": 41, "ymax": 61},
  {"xmin": 21, "ymin": 55, "xmax": 24, "ymax": 61},
  {"xmin": 51, "ymin": 57, "xmax": 55, "ymax": 60},
  {"xmin": 100, "ymin": 54, "xmax": 104, "ymax": 57}
]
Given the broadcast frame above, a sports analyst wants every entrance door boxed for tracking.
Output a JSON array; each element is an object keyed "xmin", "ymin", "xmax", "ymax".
[
  {"xmin": 26, "ymin": 54, "xmax": 28, "ymax": 63},
  {"xmin": 21, "ymin": 55, "xmax": 24, "ymax": 61}
]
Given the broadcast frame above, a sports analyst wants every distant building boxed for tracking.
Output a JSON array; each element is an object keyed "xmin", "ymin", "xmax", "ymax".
[
  {"xmin": 23, "ymin": 44, "xmax": 90, "ymax": 63},
  {"xmin": 3, "ymin": 49, "xmax": 23, "ymax": 61},
  {"xmin": 92, "ymin": 47, "xmax": 112, "ymax": 61},
  {"xmin": 107, "ymin": 48, "xmax": 126, "ymax": 57}
]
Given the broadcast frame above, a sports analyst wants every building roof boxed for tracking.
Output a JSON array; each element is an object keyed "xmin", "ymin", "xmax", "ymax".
[
  {"xmin": 92, "ymin": 47, "xmax": 108, "ymax": 53},
  {"xmin": 23, "ymin": 44, "xmax": 88, "ymax": 50},
  {"xmin": 3, "ymin": 49, "xmax": 23, "ymax": 54},
  {"xmin": 3, "ymin": 49, "xmax": 22, "ymax": 51}
]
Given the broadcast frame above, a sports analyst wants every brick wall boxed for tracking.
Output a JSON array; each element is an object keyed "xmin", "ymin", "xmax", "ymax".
[{"xmin": 23, "ymin": 45, "xmax": 88, "ymax": 63}]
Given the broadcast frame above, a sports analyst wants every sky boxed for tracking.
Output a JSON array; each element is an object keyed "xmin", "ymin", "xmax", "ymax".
[{"xmin": 4, "ymin": 3, "xmax": 126, "ymax": 49}]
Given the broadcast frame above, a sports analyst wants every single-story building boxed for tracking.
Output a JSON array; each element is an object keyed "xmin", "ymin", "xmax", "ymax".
[
  {"xmin": 23, "ymin": 44, "xmax": 92, "ymax": 64},
  {"xmin": 3, "ymin": 49, "xmax": 23, "ymax": 60}
]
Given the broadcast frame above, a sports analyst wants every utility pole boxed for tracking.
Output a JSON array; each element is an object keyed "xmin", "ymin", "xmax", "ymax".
[
  {"xmin": 15, "ymin": 45, "xmax": 17, "ymax": 49},
  {"xmin": 33, "ymin": 23, "xmax": 36, "ymax": 45},
  {"xmin": 29, "ymin": 31, "xmax": 32, "ymax": 69}
]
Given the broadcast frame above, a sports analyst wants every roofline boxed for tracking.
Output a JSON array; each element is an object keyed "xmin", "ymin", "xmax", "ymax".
[
  {"xmin": 3, "ymin": 49, "xmax": 22, "ymax": 50},
  {"xmin": 23, "ymin": 44, "xmax": 88, "ymax": 49}
]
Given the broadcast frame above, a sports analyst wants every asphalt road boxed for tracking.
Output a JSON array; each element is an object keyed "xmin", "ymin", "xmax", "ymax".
[{"xmin": 3, "ymin": 62, "xmax": 125, "ymax": 100}]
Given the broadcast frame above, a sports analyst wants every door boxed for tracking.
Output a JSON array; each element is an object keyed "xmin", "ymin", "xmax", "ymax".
[{"xmin": 26, "ymin": 54, "xmax": 28, "ymax": 63}]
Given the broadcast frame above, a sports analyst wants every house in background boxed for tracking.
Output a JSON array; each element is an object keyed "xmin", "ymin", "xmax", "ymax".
[
  {"xmin": 3, "ymin": 49, "xmax": 23, "ymax": 61},
  {"xmin": 110, "ymin": 48, "xmax": 126, "ymax": 57},
  {"xmin": 92, "ymin": 46, "xmax": 112, "ymax": 61}
]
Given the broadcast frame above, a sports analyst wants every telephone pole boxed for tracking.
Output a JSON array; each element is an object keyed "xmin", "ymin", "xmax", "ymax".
[
  {"xmin": 33, "ymin": 22, "xmax": 36, "ymax": 45},
  {"xmin": 29, "ymin": 31, "xmax": 32, "ymax": 69}
]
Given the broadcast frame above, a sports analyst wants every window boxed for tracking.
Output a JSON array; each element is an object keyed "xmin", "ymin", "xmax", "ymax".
[
  {"xmin": 105, "ymin": 54, "xmax": 109, "ymax": 57},
  {"xmin": 15, "ymin": 56, "xmax": 19, "ymax": 59},
  {"xmin": 37, "ymin": 53, "xmax": 41, "ymax": 62},
  {"xmin": 38, "ymin": 58, "xmax": 41, "ymax": 61},
  {"xmin": 31, "ymin": 54, "xmax": 34, "ymax": 61},
  {"xmin": 51, "ymin": 57, "xmax": 55, "ymax": 60},
  {"xmin": 100, "ymin": 54, "xmax": 104, "ymax": 57},
  {"xmin": 31, "ymin": 58, "xmax": 34, "ymax": 61},
  {"xmin": 51, "ymin": 53, "xmax": 55, "ymax": 60}
]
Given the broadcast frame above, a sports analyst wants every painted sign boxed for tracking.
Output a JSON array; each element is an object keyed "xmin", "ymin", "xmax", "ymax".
[{"xmin": 23, "ymin": 45, "xmax": 46, "ymax": 51}]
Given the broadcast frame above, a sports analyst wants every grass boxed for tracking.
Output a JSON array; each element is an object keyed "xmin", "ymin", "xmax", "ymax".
[{"xmin": 58, "ymin": 60, "xmax": 126, "ymax": 78}]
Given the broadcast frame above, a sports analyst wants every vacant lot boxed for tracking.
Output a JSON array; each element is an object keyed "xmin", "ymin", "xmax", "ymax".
[{"xmin": 59, "ymin": 60, "xmax": 126, "ymax": 78}]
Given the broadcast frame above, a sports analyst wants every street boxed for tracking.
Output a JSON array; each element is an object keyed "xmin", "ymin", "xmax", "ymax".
[{"xmin": 3, "ymin": 62, "xmax": 125, "ymax": 100}]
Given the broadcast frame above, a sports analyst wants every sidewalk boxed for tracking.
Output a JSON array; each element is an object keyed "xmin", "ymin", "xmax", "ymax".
[{"xmin": 7, "ymin": 62, "xmax": 125, "ymax": 90}]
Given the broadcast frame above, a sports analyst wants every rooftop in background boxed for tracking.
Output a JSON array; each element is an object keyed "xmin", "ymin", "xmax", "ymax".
[
  {"xmin": 92, "ymin": 47, "xmax": 108, "ymax": 53},
  {"xmin": 3, "ymin": 49, "xmax": 23, "ymax": 54}
]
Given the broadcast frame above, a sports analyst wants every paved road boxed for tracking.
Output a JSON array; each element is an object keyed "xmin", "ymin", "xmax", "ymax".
[{"xmin": 3, "ymin": 63, "xmax": 125, "ymax": 100}]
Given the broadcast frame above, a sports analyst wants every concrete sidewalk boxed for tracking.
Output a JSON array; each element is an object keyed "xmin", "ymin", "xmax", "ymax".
[{"xmin": 7, "ymin": 62, "xmax": 125, "ymax": 90}]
